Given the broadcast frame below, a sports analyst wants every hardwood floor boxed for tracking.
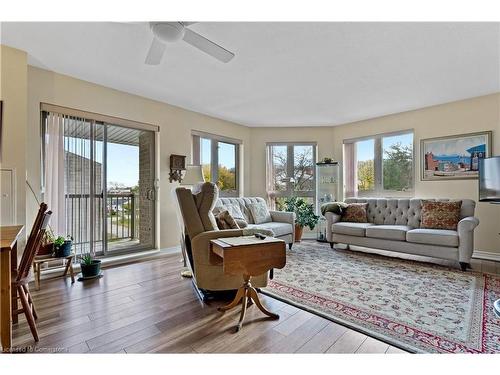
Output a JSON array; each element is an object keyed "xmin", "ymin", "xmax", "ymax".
[{"xmin": 11, "ymin": 250, "xmax": 500, "ymax": 354}]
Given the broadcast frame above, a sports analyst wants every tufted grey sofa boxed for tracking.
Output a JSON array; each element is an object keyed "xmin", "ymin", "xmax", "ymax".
[
  {"xmin": 216, "ymin": 197, "xmax": 295, "ymax": 249},
  {"xmin": 325, "ymin": 198, "xmax": 479, "ymax": 270}
]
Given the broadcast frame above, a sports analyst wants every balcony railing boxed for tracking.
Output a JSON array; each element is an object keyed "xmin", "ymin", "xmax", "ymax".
[{"xmin": 65, "ymin": 193, "xmax": 138, "ymax": 252}]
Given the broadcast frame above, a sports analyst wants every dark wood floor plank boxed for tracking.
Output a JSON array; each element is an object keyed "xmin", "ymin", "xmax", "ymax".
[
  {"xmin": 386, "ymin": 345, "xmax": 407, "ymax": 354},
  {"xmin": 355, "ymin": 336, "xmax": 390, "ymax": 353},
  {"xmin": 325, "ymin": 329, "xmax": 368, "ymax": 353},
  {"xmin": 296, "ymin": 322, "xmax": 348, "ymax": 353}
]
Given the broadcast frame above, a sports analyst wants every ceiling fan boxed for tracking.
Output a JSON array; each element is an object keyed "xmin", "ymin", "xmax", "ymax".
[{"xmin": 144, "ymin": 22, "xmax": 235, "ymax": 65}]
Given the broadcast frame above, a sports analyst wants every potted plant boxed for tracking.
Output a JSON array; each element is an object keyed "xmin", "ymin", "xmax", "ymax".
[
  {"xmin": 284, "ymin": 197, "xmax": 320, "ymax": 242},
  {"xmin": 54, "ymin": 235, "xmax": 73, "ymax": 258},
  {"xmin": 80, "ymin": 253, "xmax": 101, "ymax": 278}
]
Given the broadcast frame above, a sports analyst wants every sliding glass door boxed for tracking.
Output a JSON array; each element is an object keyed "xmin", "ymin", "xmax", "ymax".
[
  {"xmin": 42, "ymin": 110, "xmax": 156, "ymax": 257},
  {"xmin": 104, "ymin": 124, "xmax": 155, "ymax": 254}
]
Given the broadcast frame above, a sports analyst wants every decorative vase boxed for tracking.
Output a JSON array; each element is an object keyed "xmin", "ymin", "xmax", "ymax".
[
  {"xmin": 55, "ymin": 240, "xmax": 72, "ymax": 257},
  {"xmin": 81, "ymin": 260, "xmax": 101, "ymax": 278},
  {"xmin": 294, "ymin": 224, "xmax": 304, "ymax": 242}
]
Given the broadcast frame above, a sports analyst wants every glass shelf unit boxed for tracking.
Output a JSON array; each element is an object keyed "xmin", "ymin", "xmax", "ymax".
[{"xmin": 316, "ymin": 161, "xmax": 340, "ymax": 242}]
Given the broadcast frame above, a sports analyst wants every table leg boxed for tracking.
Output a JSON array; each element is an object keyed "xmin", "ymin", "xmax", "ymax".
[
  {"xmin": 69, "ymin": 259, "xmax": 75, "ymax": 284},
  {"xmin": 11, "ymin": 242, "xmax": 18, "ymax": 325},
  {"xmin": 1, "ymin": 248, "xmax": 12, "ymax": 352},
  {"xmin": 248, "ymin": 287, "xmax": 279, "ymax": 319},
  {"xmin": 236, "ymin": 288, "xmax": 248, "ymax": 332},
  {"xmin": 34, "ymin": 263, "xmax": 41, "ymax": 291}
]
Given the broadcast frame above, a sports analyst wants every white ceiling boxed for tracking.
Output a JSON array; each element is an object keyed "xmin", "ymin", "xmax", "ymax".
[{"xmin": 1, "ymin": 22, "xmax": 499, "ymax": 127}]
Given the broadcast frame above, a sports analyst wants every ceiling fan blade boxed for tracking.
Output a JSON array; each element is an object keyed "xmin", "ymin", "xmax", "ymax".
[
  {"xmin": 145, "ymin": 37, "xmax": 166, "ymax": 65},
  {"xmin": 181, "ymin": 22, "xmax": 198, "ymax": 26},
  {"xmin": 182, "ymin": 28, "xmax": 234, "ymax": 63}
]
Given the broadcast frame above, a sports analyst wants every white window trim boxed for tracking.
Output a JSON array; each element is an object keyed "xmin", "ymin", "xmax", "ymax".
[
  {"xmin": 192, "ymin": 131, "xmax": 241, "ymax": 197},
  {"xmin": 343, "ymin": 130, "xmax": 415, "ymax": 198}
]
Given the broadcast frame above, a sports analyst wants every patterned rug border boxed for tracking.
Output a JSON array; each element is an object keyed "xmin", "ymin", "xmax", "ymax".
[
  {"xmin": 262, "ymin": 245, "xmax": 500, "ymax": 354},
  {"xmin": 261, "ymin": 282, "xmax": 419, "ymax": 353}
]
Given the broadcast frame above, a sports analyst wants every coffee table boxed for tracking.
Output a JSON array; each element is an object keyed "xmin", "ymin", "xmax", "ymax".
[{"xmin": 210, "ymin": 236, "xmax": 286, "ymax": 331}]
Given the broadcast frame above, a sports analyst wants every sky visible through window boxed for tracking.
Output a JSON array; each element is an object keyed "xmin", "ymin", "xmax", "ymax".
[
  {"xmin": 65, "ymin": 138, "xmax": 139, "ymax": 188},
  {"xmin": 356, "ymin": 133, "xmax": 413, "ymax": 161},
  {"xmin": 201, "ymin": 140, "xmax": 235, "ymax": 167}
]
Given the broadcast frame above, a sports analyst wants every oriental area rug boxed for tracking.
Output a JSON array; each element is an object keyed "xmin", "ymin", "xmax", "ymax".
[{"xmin": 263, "ymin": 241, "xmax": 500, "ymax": 353}]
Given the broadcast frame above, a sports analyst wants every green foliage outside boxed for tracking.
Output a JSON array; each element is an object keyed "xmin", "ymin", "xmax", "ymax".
[
  {"xmin": 202, "ymin": 164, "xmax": 236, "ymax": 192},
  {"xmin": 357, "ymin": 142, "xmax": 413, "ymax": 192},
  {"xmin": 357, "ymin": 159, "xmax": 375, "ymax": 191},
  {"xmin": 383, "ymin": 143, "xmax": 413, "ymax": 191}
]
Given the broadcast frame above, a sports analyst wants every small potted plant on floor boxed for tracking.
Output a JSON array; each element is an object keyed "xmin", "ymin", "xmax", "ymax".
[
  {"xmin": 54, "ymin": 235, "xmax": 73, "ymax": 258},
  {"xmin": 284, "ymin": 197, "xmax": 320, "ymax": 242},
  {"xmin": 80, "ymin": 252, "xmax": 101, "ymax": 279}
]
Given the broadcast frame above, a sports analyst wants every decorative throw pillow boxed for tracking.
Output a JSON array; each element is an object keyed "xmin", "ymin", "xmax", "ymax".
[
  {"xmin": 340, "ymin": 203, "xmax": 368, "ymax": 223},
  {"xmin": 248, "ymin": 201, "xmax": 272, "ymax": 224},
  {"xmin": 234, "ymin": 219, "xmax": 248, "ymax": 228},
  {"xmin": 321, "ymin": 201, "xmax": 348, "ymax": 216},
  {"xmin": 420, "ymin": 200, "xmax": 462, "ymax": 230},
  {"xmin": 226, "ymin": 204, "xmax": 246, "ymax": 221},
  {"xmin": 215, "ymin": 210, "xmax": 240, "ymax": 230},
  {"xmin": 214, "ymin": 204, "xmax": 245, "ymax": 221}
]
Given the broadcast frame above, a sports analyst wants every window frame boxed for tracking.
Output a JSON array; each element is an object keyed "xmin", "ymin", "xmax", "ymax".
[
  {"xmin": 266, "ymin": 142, "xmax": 317, "ymax": 206},
  {"xmin": 192, "ymin": 131, "xmax": 241, "ymax": 197},
  {"xmin": 343, "ymin": 130, "xmax": 415, "ymax": 198}
]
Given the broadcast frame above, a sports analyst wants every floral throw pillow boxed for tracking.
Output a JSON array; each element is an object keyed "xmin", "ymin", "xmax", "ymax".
[
  {"xmin": 248, "ymin": 202, "xmax": 272, "ymax": 224},
  {"xmin": 340, "ymin": 203, "xmax": 368, "ymax": 223},
  {"xmin": 420, "ymin": 200, "xmax": 462, "ymax": 230}
]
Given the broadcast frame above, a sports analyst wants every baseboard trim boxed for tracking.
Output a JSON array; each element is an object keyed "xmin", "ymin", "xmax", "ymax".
[
  {"xmin": 35, "ymin": 246, "xmax": 182, "ymax": 282},
  {"xmin": 472, "ymin": 251, "xmax": 500, "ymax": 262}
]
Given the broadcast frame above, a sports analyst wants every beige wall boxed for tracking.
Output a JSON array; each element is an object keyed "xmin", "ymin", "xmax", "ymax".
[
  {"xmin": 249, "ymin": 94, "xmax": 500, "ymax": 255},
  {"xmin": 25, "ymin": 65, "xmax": 251, "ymax": 249},
  {"xmin": 0, "ymin": 46, "xmax": 27, "ymax": 244}
]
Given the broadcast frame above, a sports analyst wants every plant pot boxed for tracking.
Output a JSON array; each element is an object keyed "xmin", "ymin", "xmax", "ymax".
[
  {"xmin": 54, "ymin": 240, "xmax": 72, "ymax": 258},
  {"xmin": 294, "ymin": 224, "xmax": 304, "ymax": 242},
  {"xmin": 38, "ymin": 242, "xmax": 54, "ymax": 256},
  {"xmin": 80, "ymin": 260, "xmax": 101, "ymax": 278}
]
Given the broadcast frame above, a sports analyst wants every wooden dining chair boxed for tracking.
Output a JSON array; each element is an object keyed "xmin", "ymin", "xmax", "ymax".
[{"xmin": 12, "ymin": 205, "xmax": 52, "ymax": 342}]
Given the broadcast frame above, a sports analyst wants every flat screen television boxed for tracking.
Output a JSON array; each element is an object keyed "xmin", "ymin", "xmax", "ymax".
[{"xmin": 479, "ymin": 156, "xmax": 500, "ymax": 202}]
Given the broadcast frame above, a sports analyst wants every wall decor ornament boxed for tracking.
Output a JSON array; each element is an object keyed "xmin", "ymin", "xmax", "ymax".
[
  {"xmin": 421, "ymin": 131, "xmax": 492, "ymax": 181},
  {"xmin": 169, "ymin": 154, "xmax": 186, "ymax": 183}
]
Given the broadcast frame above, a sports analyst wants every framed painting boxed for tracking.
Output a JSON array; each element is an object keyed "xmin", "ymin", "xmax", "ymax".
[{"xmin": 421, "ymin": 131, "xmax": 492, "ymax": 181}]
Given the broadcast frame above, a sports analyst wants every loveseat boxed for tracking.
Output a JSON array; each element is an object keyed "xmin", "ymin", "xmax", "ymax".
[
  {"xmin": 325, "ymin": 198, "xmax": 479, "ymax": 270},
  {"xmin": 215, "ymin": 197, "xmax": 295, "ymax": 248}
]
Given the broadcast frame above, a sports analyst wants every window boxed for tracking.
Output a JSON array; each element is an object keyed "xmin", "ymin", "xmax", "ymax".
[
  {"xmin": 343, "ymin": 131, "xmax": 414, "ymax": 197},
  {"xmin": 192, "ymin": 132, "xmax": 240, "ymax": 197},
  {"xmin": 266, "ymin": 143, "xmax": 316, "ymax": 210}
]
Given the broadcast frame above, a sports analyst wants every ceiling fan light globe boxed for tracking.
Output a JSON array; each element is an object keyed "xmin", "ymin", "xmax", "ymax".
[{"xmin": 150, "ymin": 22, "xmax": 185, "ymax": 43}]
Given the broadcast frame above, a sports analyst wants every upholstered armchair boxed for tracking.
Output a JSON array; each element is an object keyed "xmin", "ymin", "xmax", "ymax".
[{"xmin": 175, "ymin": 182, "xmax": 268, "ymax": 294}]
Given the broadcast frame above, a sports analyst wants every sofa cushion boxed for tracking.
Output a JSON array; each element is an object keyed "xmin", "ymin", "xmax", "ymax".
[
  {"xmin": 406, "ymin": 228, "xmax": 459, "ymax": 247},
  {"xmin": 341, "ymin": 203, "xmax": 368, "ymax": 223},
  {"xmin": 332, "ymin": 222, "xmax": 374, "ymax": 237},
  {"xmin": 247, "ymin": 222, "xmax": 293, "ymax": 237},
  {"xmin": 420, "ymin": 200, "xmax": 462, "ymax": 230},
  {"xmin": 365, "ymin": 225, "xmax": 412, "ymax": 241}
]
